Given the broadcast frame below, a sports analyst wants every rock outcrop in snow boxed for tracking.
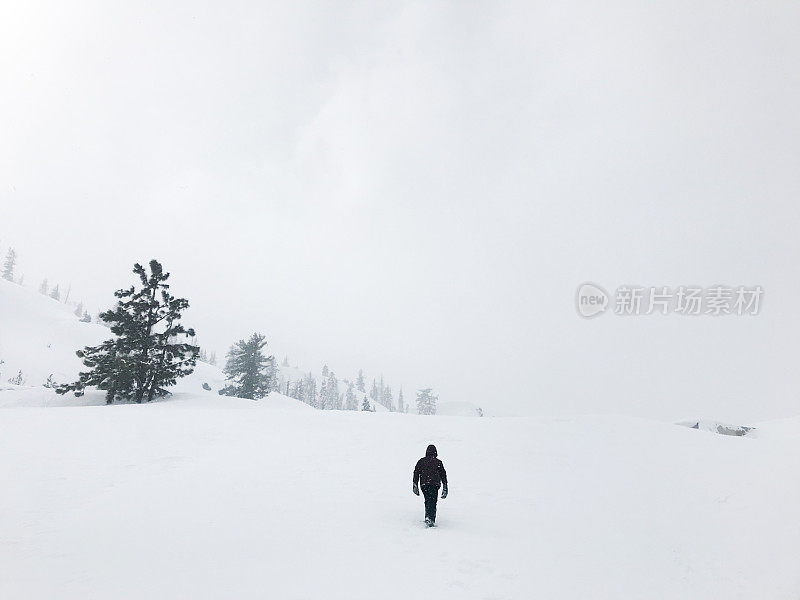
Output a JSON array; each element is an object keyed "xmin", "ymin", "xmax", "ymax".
[{"xmin": 675, "ymin": 419, "xmax": 755, "ymax": 437}]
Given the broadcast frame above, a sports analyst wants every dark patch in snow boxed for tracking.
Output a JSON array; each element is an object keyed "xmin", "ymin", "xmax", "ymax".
[{"xmin": 676, "ymin": 419, "xmax": 755, "ymax": 437}]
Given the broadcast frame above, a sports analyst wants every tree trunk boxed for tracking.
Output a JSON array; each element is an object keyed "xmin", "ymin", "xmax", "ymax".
[{"xmin": 136, "ymin": 283, "xmax": 160, "ymax": 403}]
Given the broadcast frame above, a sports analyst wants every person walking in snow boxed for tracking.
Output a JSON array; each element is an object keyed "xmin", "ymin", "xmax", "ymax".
[{"xmin": 413, "ymin": 444, "xmax": 448, "ymax": 527}]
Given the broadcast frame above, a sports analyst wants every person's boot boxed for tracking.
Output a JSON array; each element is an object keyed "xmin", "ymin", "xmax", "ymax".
[{"xmin": 425, "ymin": 517, "xmax": 433, "ymax": 527}]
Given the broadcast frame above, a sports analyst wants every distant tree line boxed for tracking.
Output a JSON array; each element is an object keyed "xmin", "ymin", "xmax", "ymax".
[
  {"xmin": 276, "ymin": 365, "xmax": 435, "ymax": 415},
  {"xmin": 210, "ymin": 337, "xmax": 438, "ymax": 414}
]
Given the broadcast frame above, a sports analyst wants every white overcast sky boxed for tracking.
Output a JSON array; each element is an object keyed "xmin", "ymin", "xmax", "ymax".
[{"xmin": 1, "ymin": 1, "xmax": 799, "ymax": 420}]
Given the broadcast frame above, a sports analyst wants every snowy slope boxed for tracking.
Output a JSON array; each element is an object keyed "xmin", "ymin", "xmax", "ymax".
[
  {"xmin": 0, "ymin": 278, "xmax": 108, "ymax": 388},
  {"xmin": 0, "ymin": 405, "xmax": 798, "ymax": 599},
  {"xmin": 438, "ymin": 400, "xmax": 483, "ymax": 417}
]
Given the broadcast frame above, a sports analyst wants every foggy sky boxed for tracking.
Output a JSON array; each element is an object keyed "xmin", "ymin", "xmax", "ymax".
[{"xmin": 2, "ymin": 1, "xmax": 799, "ymax": 420}]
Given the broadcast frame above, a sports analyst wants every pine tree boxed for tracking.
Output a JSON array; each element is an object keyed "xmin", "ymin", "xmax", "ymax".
[
  {"xmin": 209, "ymin": 351, "xmax": 217, "ymax": 366},
  {"xmin": 2, "ymin": 248, "xmax": 16, "ymax": 282},
  {"xmin": 382, "ymin": 385, "xmax": 393, "ymax": 411},
  {"xmin": 379, "ymin": 375, "xmax": 385, "ymax": 408},
  {"xmin": 290, "ymin": 378, "xmax": 307, "ymax": 403},
  {"xmin": 416, "ymin": 388, "xmax": 438, "ymax": 415},
  {"xmin": 219, "ymin": 333, "xmax": 275, "ymax": 399},
  {"xmin": 39, "ymin": 279, "xmax": 48, "ymax": 295},
  {"xmin": 325, "ymin": 372, "xmax": 341, "ymax": 409},
  {"xmin": 356, "ymin": 369, "xmax": 365, "ymax": 392},
  {"xmin": 57, "ymin": 260, "xmax": 199, "ymax": 403},
  {"xmin": 370, "ymin": 379, "xmax": 378, "ymax": 407},
  {"xmin": 361, "ymin": 395, "xmax": 372, "ymax": 411},
  {"xmin": 322, "ymin": 364, "xmax": 329, "ymax": 377},
  {"xmin": 345, "ymin": 381, "xmax": 357, "ymax": 410},
  {"xmin": 398, "ymin": 387, "xmax": 405, "ymax": 413},
  {"xmin": 74, "ymin": 302, "xmax": 84, "ymax": 318},
  {"xmin": 80, "ymin": 311, "xmax": 92, "ymax": 323},
  {"xmin": 50, "ymin": 284, "xmax": 60, "ymax": 301},
  {"xmin": 282, "ymin": 355, "xmax": 290, "ymax": 367},
  {"xmin": 304, "ymin": 372, "xmax": 317, "ymax": 408},
  {"xmin": 319, "ymin": 379, "xmax": 327, "ymax": 409}
]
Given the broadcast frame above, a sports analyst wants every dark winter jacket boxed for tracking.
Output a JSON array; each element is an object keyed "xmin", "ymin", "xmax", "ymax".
[{"xmin": 413, "ymin": 444, "xmax": 448, "ymax": 488}]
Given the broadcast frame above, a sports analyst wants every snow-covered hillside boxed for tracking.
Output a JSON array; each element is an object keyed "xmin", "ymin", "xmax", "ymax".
[
  {"xmin": 0, "ymin": 278, "xmax": 316, "ymax": 409},
  {"xmin": 0, "ymin": 278, "xmax": 395, "ymax": 411},
  {"xmin": 0, "ymin": 278, "xmax": 108, "ymax": 390}
]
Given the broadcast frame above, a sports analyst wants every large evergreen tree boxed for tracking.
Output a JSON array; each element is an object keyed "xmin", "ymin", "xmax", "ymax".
[
  {"xmin": 398, "ymin": 387, "xmax": 405, "ymax": 413},
  {"xmin": 2, "ymin": 248, "xmax": 16, "ymax": 281},
  {"xmin": 416, "ymin": 388, "xmax": 438, "ymax": 415},
  {"xmin": 57, "ymin": 260, "xmax": 198, "ymax": 403},
  {"xmin": 219, "ymin": 332, "xmax": 276, "ymax": 399}
]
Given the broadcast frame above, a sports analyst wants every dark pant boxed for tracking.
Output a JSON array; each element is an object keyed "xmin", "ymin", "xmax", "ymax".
[{"xmin": 421, "ymin": 484, "xmax": 439, "ymax": 522}]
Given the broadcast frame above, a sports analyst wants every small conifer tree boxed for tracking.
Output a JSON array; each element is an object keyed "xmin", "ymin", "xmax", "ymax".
[{"xmin": 219, "ymin": 333, "xmax": 276, "ymax": 399}]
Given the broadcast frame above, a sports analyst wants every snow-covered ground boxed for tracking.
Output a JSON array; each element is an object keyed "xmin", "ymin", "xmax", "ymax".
[
  {"xmin": 0, "ymin": 400, "xmax": 798, "ymax": 599},
  {"xmin": 2, "ymin": 279, "xmax": 799, "ymax": 598}
]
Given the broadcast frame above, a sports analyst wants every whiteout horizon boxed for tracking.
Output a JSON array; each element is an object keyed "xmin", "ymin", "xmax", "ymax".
[{"xmin": 576, "ymin": 282, "xmax": 763, "ymax": 318}]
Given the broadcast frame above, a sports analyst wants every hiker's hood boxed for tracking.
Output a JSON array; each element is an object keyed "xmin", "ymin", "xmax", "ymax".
[{"xmin": 425, "ymin": 444, "xmax": 438, "ymax": 457}]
